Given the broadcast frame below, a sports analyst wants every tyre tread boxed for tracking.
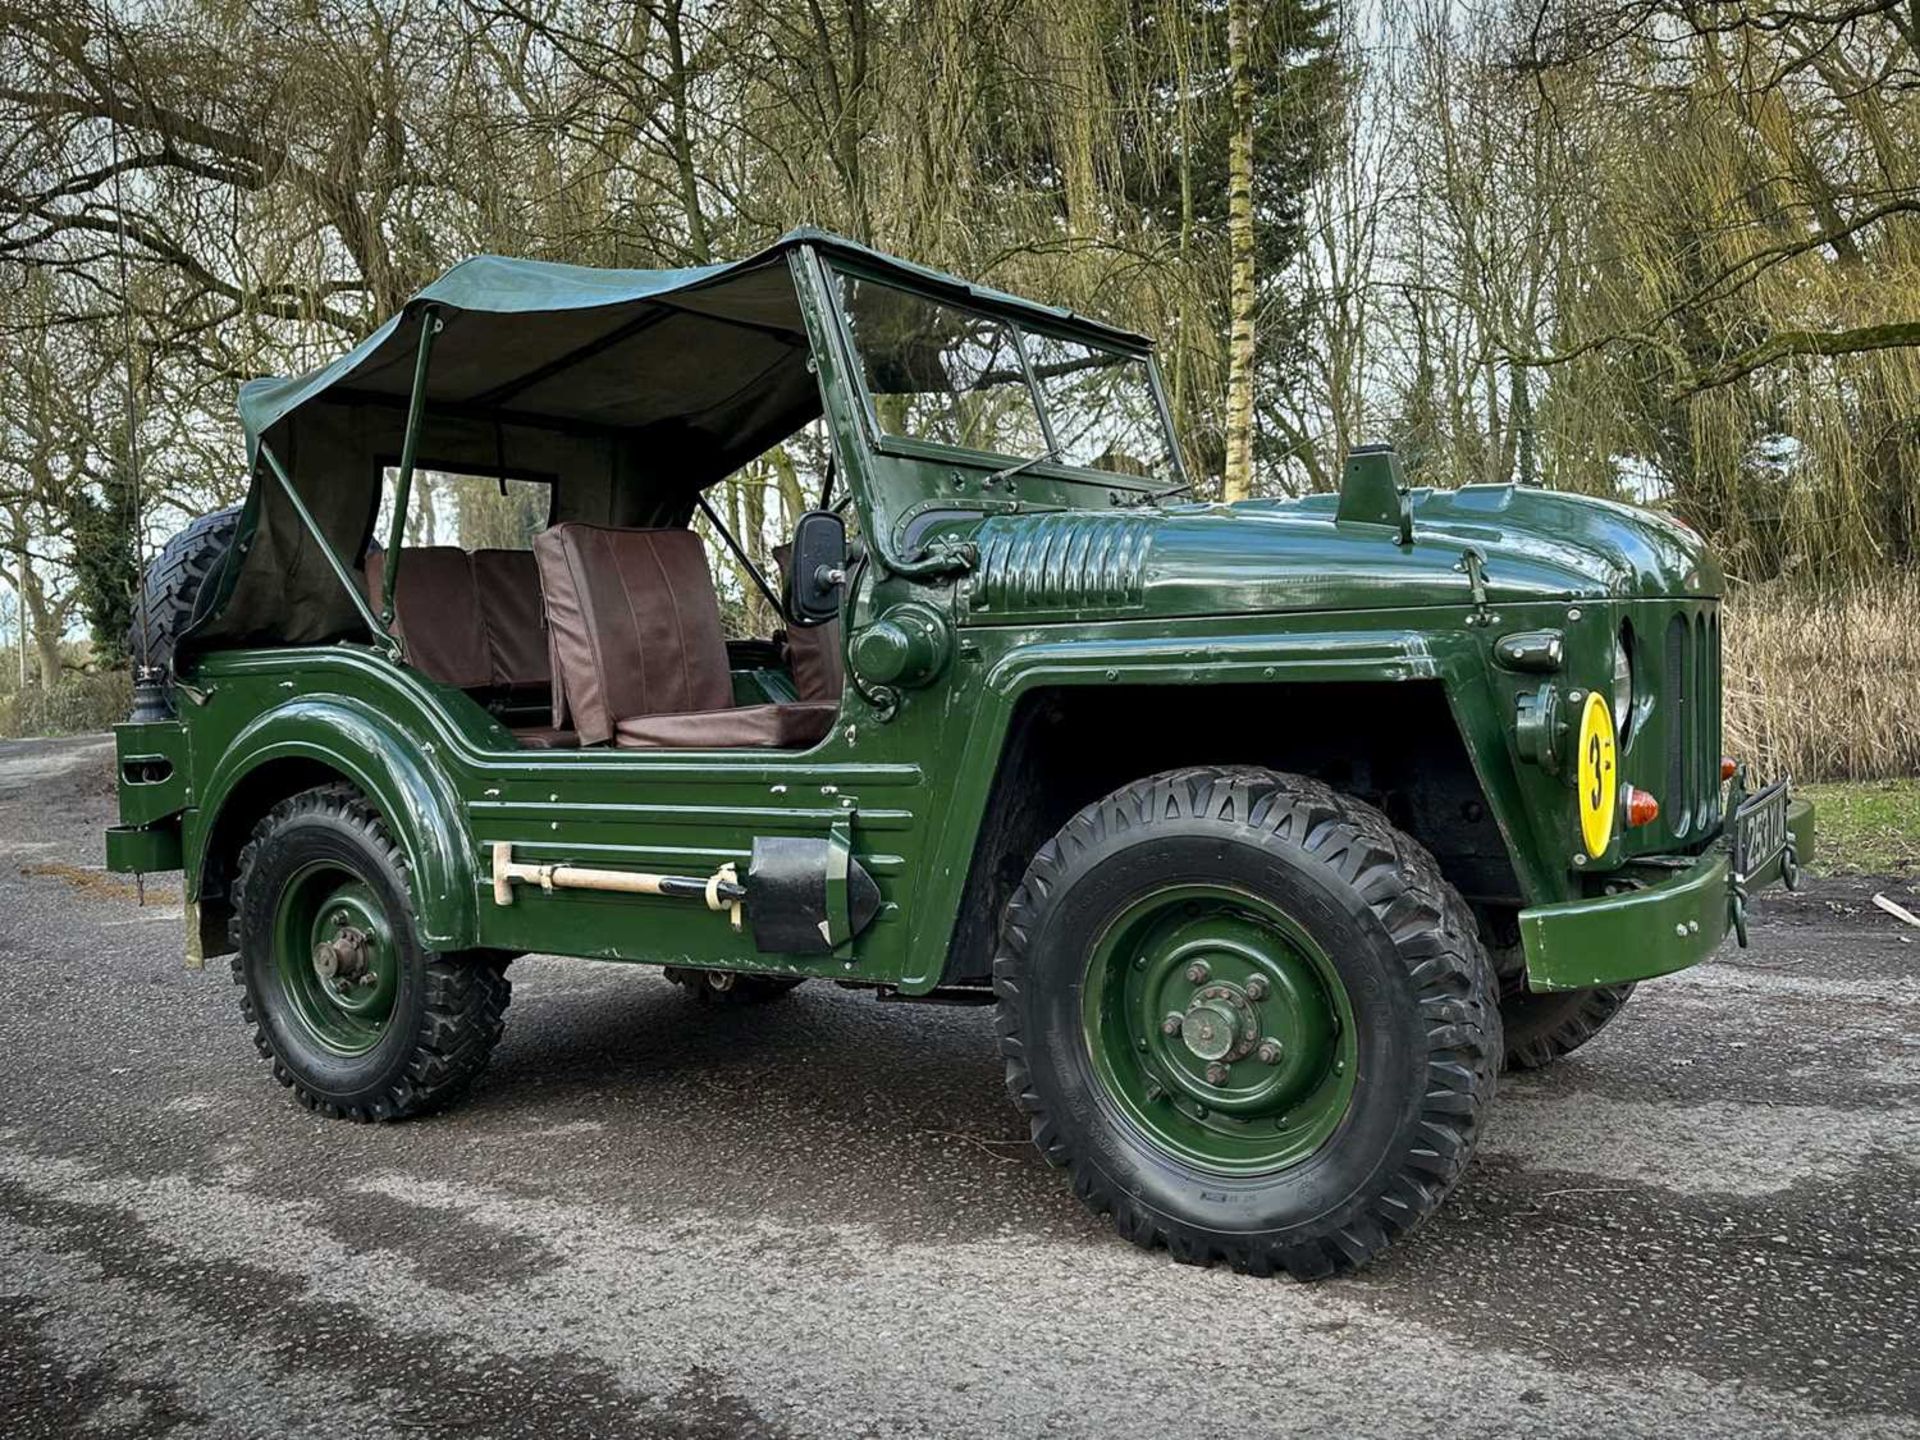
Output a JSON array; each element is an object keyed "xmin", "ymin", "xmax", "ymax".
[
  {"xmin": 229, "ymin": 783, "xmax": 510, "ymax": 1122},
  {"xmin": 992, "ymin": 765, "xmax": 1501, "ymax": 1279},
  {"xmin": 128, "ymin": 505, "xmax": 240, "ymax": 679}
]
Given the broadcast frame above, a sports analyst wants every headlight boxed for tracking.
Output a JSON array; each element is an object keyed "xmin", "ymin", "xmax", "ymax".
[{"xmin": 1612, "ymin": 630, "xmax": 1634, "ymax": 737}]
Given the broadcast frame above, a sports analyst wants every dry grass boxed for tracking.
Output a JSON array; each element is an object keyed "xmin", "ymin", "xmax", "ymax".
[
  {"xmin": 1724, "ymin": 574, "xmax": 1920, "ymax": 784},
  {"xmin": 21, "ymin": 862, "xmax": 179, "ymax": 906}
]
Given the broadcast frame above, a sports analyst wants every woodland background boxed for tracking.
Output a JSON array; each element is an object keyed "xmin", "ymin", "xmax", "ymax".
[{"xmin": 1, "ymin": 0, "xmax": 1916, "ymax": 780}]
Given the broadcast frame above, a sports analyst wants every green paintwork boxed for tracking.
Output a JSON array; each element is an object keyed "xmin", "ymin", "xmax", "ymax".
[
  {"xmin": 1333, "ymin": 446, "xmax": 1413, "ymax": 544},
  {"xmin": 1081, "ymin": 884, "xmax": 1357, "ymax": 1174},
  {"xmin": 273, "ymin": 864, "xmax": 400, "ymax": 1055},
  {"xmin": 1520, "ymin": 796, "xmax": 1816, "ymax": 990},
  {"xmin": 380, "ymin": 308, "xmax": 444, "ymax": 630},
  {"xmin": 105, "ymin": 824, "xmax": 183, "ymax": 873},
  {"xmin": 111, "ymin": 232, "xmax": 1812, "ymax": 1006},
  {"xmin": 112, "ymin": 718, "xmax": 192, "ymax": 828}
]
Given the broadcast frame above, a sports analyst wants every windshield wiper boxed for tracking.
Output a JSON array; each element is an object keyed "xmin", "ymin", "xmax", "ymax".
[
  {"xmin": 981, "ymin": 446, "xmax": 1059, "ymax": 488},
  {"xmin": 1123, "ymin": 478, "xmax": 1196, "ymax": 507}
]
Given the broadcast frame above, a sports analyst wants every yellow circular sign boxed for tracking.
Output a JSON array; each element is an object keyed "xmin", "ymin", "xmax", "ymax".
[{"xmin": 1577, "ymin": 692, "xmax": 1618, "ymax": 859}]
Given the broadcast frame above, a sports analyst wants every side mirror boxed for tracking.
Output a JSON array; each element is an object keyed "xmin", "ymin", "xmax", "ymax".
[{"xmin": 787, "ymin": 510, "xmax": 847, "ymax": 628}]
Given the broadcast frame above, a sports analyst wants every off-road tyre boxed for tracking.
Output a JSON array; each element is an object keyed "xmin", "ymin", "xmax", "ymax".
[
  {"xmin": 993, "ymin": 766, "xmax": 1501, "ymax": 1279},
  {"xmin": 230, "ymin": 783, "xmax": 510, "ymax": 1121},
  {"xmin": 664, "ymin": 967, "xmax": 807, "ymax": 1006},
  {"xmin": 1500, "ymin": 983, "xmax": 1635, "ymax": 1071},
  {"xmin": 127, "ymin": 504, "xmax": 240, "ymax": 681}
]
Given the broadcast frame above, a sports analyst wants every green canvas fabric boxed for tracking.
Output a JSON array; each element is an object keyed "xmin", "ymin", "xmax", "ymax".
[{"xmin": 198, "ymin": 227, "xmax": 1144, "ymax": 652}]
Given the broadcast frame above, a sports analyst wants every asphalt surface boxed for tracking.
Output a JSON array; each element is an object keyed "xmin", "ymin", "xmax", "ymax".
[{"xmin": 0, "ymin": 733, "xmax": 1914, "ymax": 1439}]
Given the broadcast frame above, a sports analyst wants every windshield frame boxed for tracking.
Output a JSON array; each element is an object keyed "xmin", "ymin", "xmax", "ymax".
[{"xmin": 822, "ymin": 258, "xmax": 1186, "ymax": 495}]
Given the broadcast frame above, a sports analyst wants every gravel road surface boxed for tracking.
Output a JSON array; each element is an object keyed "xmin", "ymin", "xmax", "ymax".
[{"xmin": 1, "ymin": 734, "xmax": 1914, "ymax": 1439}]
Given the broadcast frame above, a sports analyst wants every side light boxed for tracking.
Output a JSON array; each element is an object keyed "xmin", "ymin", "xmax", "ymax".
[
  {"xmin": 1720, "ymin": 757, "xmax": 1736, "ymax": 783},
  {"xmin": 1626, "ymin": 787, "xmax": 1660, "ymax": 828},
  {"xmin": 1494, "ymin": 629, "xmax": 1564, "ymax": 672},
  {"xmin": 1611, "ymin": 629, "xmax": 1634, "ymax": 738}
]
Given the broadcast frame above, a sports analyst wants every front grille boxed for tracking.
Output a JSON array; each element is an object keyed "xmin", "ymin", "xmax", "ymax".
[
  {"xmin": 1665, "ymin": 613, "xmax": 1689, "ymax": 832},
  {"xmin": 1660, "ymin": 604, "xmax": 1721, "ymax": 839}
]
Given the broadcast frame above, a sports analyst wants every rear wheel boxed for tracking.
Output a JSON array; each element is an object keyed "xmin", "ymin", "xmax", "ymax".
[
  {"xmin": 994, "ymin": 767, "xmax": 1500, "ymax": 1279},
  {"xmin": 230, "ymin": 784, "xmax": 510, "ymax": 1120}
]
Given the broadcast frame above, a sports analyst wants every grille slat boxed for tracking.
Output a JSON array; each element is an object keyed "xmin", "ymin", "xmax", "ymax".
[
  {"xmin": 1694, "ymin": 613, "xmax": 1708, "ymax": 825},
  {"xmin": 1657, "ymin": 605, "xmax": 1720, "ymax": 842},
  {"xmin": 1665, "ymin": 613, "xmax": 1691, "ymax": 835}
]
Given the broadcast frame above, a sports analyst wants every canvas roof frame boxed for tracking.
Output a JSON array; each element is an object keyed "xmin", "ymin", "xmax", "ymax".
[{"xmin": 190, "ymin": 228, "xmax": 1159, "ymax": 657}]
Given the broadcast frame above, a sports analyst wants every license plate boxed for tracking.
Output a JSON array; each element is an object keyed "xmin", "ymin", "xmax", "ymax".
[{"xmin": 1732, "ymin": 779, "xmax": 1790, "ymax": 882}]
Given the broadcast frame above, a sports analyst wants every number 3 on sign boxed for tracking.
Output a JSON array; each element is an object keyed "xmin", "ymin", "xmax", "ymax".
[{"xmin": 1577, "ymin": 692, "xmax": 1617, "ymax": 859}]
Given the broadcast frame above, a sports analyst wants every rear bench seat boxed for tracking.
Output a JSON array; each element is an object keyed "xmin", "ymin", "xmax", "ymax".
[{"xmin": 364, "ymin": 547, "xmax": 577, "ymax": 748}]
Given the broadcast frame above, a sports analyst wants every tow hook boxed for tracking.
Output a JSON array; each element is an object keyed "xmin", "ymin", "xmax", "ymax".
[{"xmin": 1729, "ymin": 879, "xmax": 1750, "ymax": 948}]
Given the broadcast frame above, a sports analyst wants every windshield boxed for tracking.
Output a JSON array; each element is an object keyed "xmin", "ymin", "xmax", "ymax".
[{"xmin": 834, "ymin": 271, "xmax": 1173, "ymax": 481}]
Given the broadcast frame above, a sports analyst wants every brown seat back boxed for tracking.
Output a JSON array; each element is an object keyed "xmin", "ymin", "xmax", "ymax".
[
  {"xmin": 533, "ymin": 524, "xmax": 733, "ymax": 745},
  {"xmin": 470, "ymin": 549, "xmax": 551, "ymax": 694},
  {"xmin": 363, "ymin": 547, "xmax": 492, "ymax": 690}
]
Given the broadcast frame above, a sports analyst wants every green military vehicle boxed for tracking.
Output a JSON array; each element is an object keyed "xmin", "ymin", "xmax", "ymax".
[{"xmin": 107, "ymin": 229, "xmax": 1812, "ymax": 1277}]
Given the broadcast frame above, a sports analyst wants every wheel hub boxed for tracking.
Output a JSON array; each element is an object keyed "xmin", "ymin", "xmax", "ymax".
[
  {"xmin": 1180, "ymin": 983, "xmax": 1260, "ymax": 1062},
  {"xmin": 273, "ymin": 869, "xmax": 400, "ymax": 1054},
  {"xmin": 312, "ymin": 927, "xmax": 372, "ymax": 985},
  {"xmin": 1082, "ymin": 886, "xmax": 1358, "ymax": 1176}
]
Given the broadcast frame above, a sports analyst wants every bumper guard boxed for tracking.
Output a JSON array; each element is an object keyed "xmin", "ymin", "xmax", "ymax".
[{"xmin": 1519, "ymin": 796, "xmax": 1814, "ymax": 993}]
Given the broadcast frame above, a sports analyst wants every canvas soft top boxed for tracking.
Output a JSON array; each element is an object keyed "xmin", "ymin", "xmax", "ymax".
[{"xmin": 196, "ymin": 227, "xmax": 1149, "ymax": 652}]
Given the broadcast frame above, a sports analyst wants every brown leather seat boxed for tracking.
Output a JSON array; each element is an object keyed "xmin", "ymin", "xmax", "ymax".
[
  {"xmin": 471, "ymin": 549, "xmax": 553, "ymax": 700},
  {"xmin": 510, "ymin": 725, "xmax": 580, "ymax": 749},
  {"xmin": 614, "ymin": 703, "xmax": 837, "ymax": 748},
  {"xmin": 534, "ymin": 522, "xmax": 837, "ymax": 749},
  {"xmin": 363, "ymin": 547, "xmax": 492, "ymax": 689},
  {"xmin": 367, "ymin": 546, "xmax": 576, "ymax": 749}
]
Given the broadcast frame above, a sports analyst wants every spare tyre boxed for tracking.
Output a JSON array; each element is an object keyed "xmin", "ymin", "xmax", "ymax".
[{"xmin": 127, "ymin": 505, "xmax": 240, "ymax": 685}]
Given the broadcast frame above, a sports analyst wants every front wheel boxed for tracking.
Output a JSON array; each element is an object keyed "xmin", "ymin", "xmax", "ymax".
[
  {"xmin": 994, "ymin": 767, "xmax": 1500, "ymax": 1279},
  {"xmin": 230, "ymin": 784, "xmax": 510, "ymax": 1121}
]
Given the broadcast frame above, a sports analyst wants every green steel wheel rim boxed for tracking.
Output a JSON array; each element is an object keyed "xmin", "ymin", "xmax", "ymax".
[
  {"xmin": 270, "ymin": 861, "xmax": 402, "ymax": 1057},
  {"xmin": 1081, "ymin": 883, "xmax": 1358, "ymax": 1176}
]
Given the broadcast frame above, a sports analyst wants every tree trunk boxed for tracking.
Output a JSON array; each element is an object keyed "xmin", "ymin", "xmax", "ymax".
[
  {"xmin": 662, "ymin": 0, "xmax": 711, "ymax": 262},
  {"xmin": 32, "ymin": 623, "xmax": 62, "ymax": 689},
  {"xmin": 1512, "ymin": 364, "xmax": 1536, "ymax": 486},
  {"xmin": 16, "ymin": 548, "xmax": 62, "ymax": 689},
  {"xmin": 768, "ymin": 445, "xmax": 806, "ymax": 533},
  {"xmin": 1223, "ymin": 0, "xmax": 1257, "ymax": 503}
]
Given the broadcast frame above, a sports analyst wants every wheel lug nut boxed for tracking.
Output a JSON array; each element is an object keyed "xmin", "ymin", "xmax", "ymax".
[
  {"xmin": 1184, "ymin": 961, "xmax": 1210, "ymax": 984},
  {"xmin": 1257, "ymin": 1038, "xmax": 1284, "ymax": 1066},
  {"xmin": 1245, "ymin": 975, "xmax": 1269, "ymax": 1001},
  {"xmin": 1161, "ymin": 1012, "xmax": 1184, "ymax": 1036},
  {"xmin": 1205, "ymin": 1061, "xmax": 1230, "ymax": 1086}
]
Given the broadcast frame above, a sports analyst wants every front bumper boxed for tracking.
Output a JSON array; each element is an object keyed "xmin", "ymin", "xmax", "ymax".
[{"xmin": 1518, "ymin": 796, "xmax": 1814, "ymax": 992}]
